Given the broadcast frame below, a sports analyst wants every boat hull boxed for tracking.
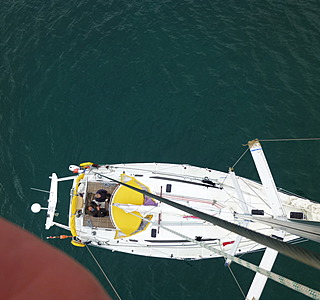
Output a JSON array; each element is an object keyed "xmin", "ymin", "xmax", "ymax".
[{"xmin": 66, "ymin": 163, "xmax": 314, "ymax": 260}]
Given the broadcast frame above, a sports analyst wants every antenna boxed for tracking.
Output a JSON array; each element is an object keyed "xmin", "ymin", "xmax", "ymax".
[{"xmin": 30, "ymin": 187, "xmax": 50, "ymax": 193}]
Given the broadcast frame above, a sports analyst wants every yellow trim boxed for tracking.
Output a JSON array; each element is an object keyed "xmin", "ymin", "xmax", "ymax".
[
  {"xmin": 79, "ymin": 162, "xmax": 94, "ymax": 167},
  {"xmin": 71, "ymin": 240, "xmax": 85, "ymax": 247},
  {"xmin": 70, "ymin": 173, "xmax": 85, "ymax": 240}
]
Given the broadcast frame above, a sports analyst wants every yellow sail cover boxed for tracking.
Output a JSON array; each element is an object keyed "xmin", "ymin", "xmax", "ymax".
[{"xmin": 111, "ymin": 174, "xmax": 154, "ymax": 239}]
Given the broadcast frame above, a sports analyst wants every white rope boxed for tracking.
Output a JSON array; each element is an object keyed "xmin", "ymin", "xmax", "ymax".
[
  {"xmin": 129, "ymin": 212, "xmax": 320, "ymax": 299},
  {"xmin": 85, "ymin": 245, "xmax": 122, "ymax": 300},
  {"xmin": 227, "ymin": 265, "xmax": 246, "ymax": 299},
  {"xmin": 232, "ymin": 148, "xmax": 249, "ymax": 169},
  {"xmin": 260, "ymin": 138, "xmax": 320, "ymax": 142}
]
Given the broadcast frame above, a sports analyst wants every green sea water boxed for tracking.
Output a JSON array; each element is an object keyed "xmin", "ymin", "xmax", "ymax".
[{"xmin": 1, "ymin": 0, "xmax": 320, "ymax": 299}]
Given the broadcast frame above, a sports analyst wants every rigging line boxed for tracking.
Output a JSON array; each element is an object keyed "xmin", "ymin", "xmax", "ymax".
[
  {"xmin": 227, "ymin": 265, "xmax": 246, "ymax": 299},
  {"xmin": 232, "ymin": 147, "xmax": 250, "ymax": 169},
  {"xmin": 221, "ymin": 185, "xmax": 273, "ymax": 218},
  {"xmin": 129, "ymin": 212, "xmax": 320, "ymax": 299},
  {"xmin": 85, "ymin": 245, "xmax": 122, "ymax": 300},
  {"xmin": 111, "ymin": 239, "xmax": 172, "ymax": 257},
  {"xmin": 221, "ymin": 193, "xmax": 245, "ymax": 213},
  {"xmin": 111, "ymin": 165, "xmax": 204, "ymax": 179},
  {"xmin": 93, "ymin": 172, "xmax": 320, "ymax": 271},
  {"xmin": 260, "ymin": 138, "xmax": 320, "ymax": 142},
  {"xmin": 237, "ymin": 241, "xmax": 267, "ymax": 260},
  {"xmin": 30, "ymin": 187, "xmax": 50, "ymax": 193},
  {"xmin": 220, "ymin": 148, "xmax": 249, "ymax": 186},
  {"xmin": 239, "ymin": 177, "xmax": 272, "ymax": 211},
  {"xmin": 220, "ymin": 173, "xmax": 229, "ymax": 187},
  {"xmin": 277, "ymin": 187, "xmax": 310, "ymax": 201}
]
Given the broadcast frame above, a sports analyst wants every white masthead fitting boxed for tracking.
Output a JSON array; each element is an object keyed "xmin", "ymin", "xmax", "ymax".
[
  {"xmin": 69, "ymin": 165, "xmax": 79, "ymax": 172},
  {"xmin": 69, "ymin": 165, "xmax": 84, "ymax": 174},
  {"xmin": 31, "ymin": 203, "xmax": 48, "ymax": 214}
]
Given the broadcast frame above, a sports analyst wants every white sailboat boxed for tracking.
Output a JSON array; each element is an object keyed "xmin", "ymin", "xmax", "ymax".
[{"xmin": 32, "ymin": 139, "xmax": 320, "ymax": 299}]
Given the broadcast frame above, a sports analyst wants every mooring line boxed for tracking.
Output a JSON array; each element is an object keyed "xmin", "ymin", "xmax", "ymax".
[
  {"xmin": 85, "ymin": 245, "xmax": 122, "ymax": 300},
  {"xmin": 260, "ymin": 137, "xmax": 320, "ymax": 142}
]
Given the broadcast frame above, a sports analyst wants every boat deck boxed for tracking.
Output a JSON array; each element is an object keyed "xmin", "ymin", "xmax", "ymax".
[
  {"xmin": 82, "ymin": 181, "xmax": 118, "ymax": 229},
  {"xmin": 82, "ymin": 214, "xmax": 115, "ymax": 228}
]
